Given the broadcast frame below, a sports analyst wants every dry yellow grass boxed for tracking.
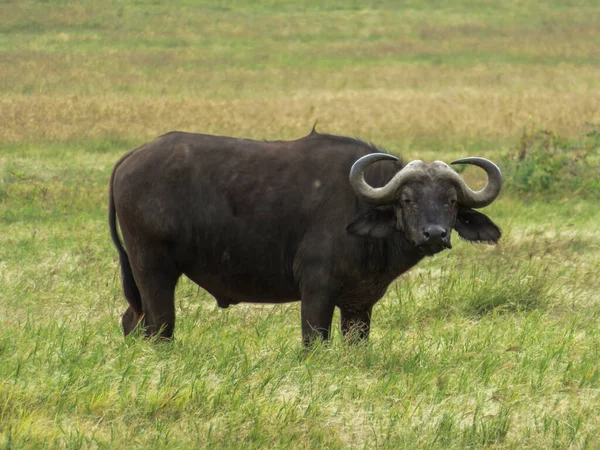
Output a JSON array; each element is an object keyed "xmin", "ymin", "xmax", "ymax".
[
  {"xmin": 2, "ymin": 86, "xmax": 599, "ymax": 151},
  {"xmin": 2, "ymin": 0, "xmax": 599, "ymax": 154}
]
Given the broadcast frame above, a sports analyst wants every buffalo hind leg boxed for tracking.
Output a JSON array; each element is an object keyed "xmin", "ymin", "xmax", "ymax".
[
  {"xmin": 122, "ymin": 306, "xmax": 142, "ymax": 336},
  {"xmin": 340, "ymin": 306, "xmax": 373, "ymax": 343},
  {"xmin": 132, "ymin": 265, "xmax": 180, "ymax": 339}
]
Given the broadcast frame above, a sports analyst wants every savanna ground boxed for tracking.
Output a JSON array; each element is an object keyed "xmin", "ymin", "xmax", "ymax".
[{"xmin": 1, "ymin": 0, "xmax": 600, "ymax": 448}]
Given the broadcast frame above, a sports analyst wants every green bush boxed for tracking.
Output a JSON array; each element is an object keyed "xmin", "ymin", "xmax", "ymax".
[{"xmin": 501, "ymin": 125, "xmax": 600, "ymax": 196}]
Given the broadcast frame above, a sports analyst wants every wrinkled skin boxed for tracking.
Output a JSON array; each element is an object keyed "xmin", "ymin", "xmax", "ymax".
[{"xmin": 109, "ymin": 129, "xmax": 501, "ymax": 346}]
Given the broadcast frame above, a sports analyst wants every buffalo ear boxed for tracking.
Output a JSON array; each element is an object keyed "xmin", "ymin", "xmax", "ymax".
[
  {"xmin": 455, "ymin": 206, "xmax": 501, "ymax": 244},
  {"xmin": 347, "ymin": 206, "xmax": 396, "ymax": 238}
]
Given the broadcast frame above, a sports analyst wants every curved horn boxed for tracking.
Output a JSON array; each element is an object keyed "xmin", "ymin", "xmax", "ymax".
[
  {"xmin": 449, "ymin": 157, "xmax": 502, "ymax": 208},
  {"xmin": 349, "ymin": 153, "xmax": 425, "ymax": 205}
]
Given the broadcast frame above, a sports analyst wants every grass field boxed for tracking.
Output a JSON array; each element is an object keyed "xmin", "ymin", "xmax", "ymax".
[{"xmin": 1, "ymin": 0, "xmax": 600, "ymax": 448}]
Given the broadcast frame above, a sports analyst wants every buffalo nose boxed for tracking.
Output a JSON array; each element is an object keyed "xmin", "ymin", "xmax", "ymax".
[{"xmin": 423, "ymin": 225, "xmax": 447, "ymax": 244}]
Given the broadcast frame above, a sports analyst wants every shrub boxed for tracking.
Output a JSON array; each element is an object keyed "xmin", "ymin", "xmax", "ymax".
[{"xmin": 501, "ymin": 125, "xmax": 600, "ymax": 196}]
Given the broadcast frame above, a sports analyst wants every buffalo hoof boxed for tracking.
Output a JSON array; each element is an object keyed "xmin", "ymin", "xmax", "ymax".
[{"xmin": 216, "ymin": 297, "xmax": 231, "ymax": 308}]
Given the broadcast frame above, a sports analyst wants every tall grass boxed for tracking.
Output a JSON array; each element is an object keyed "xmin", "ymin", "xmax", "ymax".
[{"xmin": 1, "ymin": 0, "xmax": 600, "ymax": 448}]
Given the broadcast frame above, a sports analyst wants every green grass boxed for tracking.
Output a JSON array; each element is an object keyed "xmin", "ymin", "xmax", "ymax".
[{"xmin": 1, "ymin": 0, "xmax": 600, "ymax": 448}]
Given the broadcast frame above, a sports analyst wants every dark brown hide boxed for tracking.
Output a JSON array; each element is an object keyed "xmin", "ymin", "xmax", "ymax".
[{"xmin": 109, "ymin": 130, "xmax": 501, "ymax": 345}]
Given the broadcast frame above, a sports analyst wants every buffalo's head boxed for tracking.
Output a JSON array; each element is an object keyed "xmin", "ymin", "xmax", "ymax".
[{"xmin": 346, "ymin": 154, "xmax": 502, "ymax": 255}]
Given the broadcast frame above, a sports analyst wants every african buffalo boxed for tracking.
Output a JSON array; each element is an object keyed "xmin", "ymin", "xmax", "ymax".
[{"xmin": 109, "ymin": 129, "xmax": 502, "ymax": 345}]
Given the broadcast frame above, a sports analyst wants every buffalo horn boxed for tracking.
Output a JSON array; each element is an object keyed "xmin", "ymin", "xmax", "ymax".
[
  {"xmin": 349, "ymin": 153, "xmax": 425, "ymax": 205},
  {"xmin": 449, "ymin": 157, "xmax": 502, "ymax": 208},
  {"xmin": 350, "ymin": 154, "xmax": 502, "ymax": 208}
]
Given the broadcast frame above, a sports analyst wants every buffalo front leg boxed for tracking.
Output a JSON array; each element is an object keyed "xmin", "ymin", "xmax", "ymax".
[
  {"xmin": 300, "ymin": 287, "xmax": 337, "ymax": 346},
  {"xmin": 340, "ymin": 306, "xmax": 373, "ymax": 343}
]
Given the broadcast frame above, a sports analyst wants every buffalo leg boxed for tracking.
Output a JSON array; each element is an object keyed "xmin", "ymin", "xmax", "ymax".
[
  {"xmin": 122, "ymin": 306, "xmax": 142, "ymax": 336},
  {"xmin": 132, "ymin": 265, "xmax": 180, "ymax": 339},
  {"xmin": 300, "ymin": 288, "xmax": 336, "ymax": 346},
  {"xmin": 340, "ymin": 306, "xmax": 373, "ymax": 343}
]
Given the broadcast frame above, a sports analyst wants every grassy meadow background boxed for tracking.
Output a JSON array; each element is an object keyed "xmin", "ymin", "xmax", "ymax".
[{"xmin": 1, "ymin": 0, "xmax": 600, "ymax": 448}]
